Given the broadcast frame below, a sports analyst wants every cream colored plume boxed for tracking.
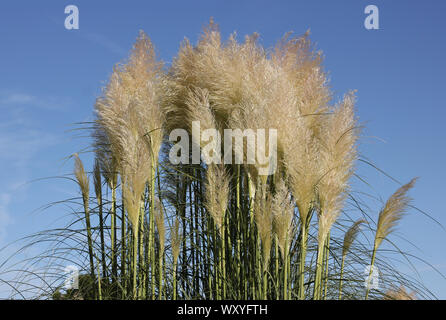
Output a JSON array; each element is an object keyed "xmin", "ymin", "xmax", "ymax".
[
  {"xmin": 171, "ymin": 217, "xmax": 182, "ymax": 264},
  {"xmin": 342, "ymin": 219, "xmax": 365, "ymax": 257},
  {"xmin": 73, "ymin": 153, "xmax": 89, "ymax": 207},
  {"xmin": 94, "ymin": 31, "xmax": 164, "ymax": 230},
  {"xmin": 204, "ymin": 164, "xmax": 230, "ymax": 232},
  {"xmin": 374, "ymin": 178, "xmax": 417, "ymax": 250},
  {"xmin": 272, "ymin": 178, "xmax": 295, "ymax": 256},
  {"xmin": 94, "ymin": 30, "xmax": 164, "ymax": 174},
  {"xmin": 317, "ymin": 92, "xmax": 359, "ymax": 244},
  {"xmin": 255, "ymin": 184, "xmax": 273, "ymax": 268},
  {"xmin": 154, "ymin": 196, "xmax": 166, "ymax": 255}
]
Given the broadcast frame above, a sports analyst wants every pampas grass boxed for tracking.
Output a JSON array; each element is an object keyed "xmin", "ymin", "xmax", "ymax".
[
  {"xmin": 365, "ymin": 178, "xmax": 417, "ymax": 299},
  {"xmin": 313, "ymin": 92, "xmax": 359, "ymax": 299},
  {"xmin": 254, "ymin": 184, "xmax": 273, "ymax": 299},
  {"xmin": 1, "ymin": 21, "xmax": 435, "ymax": 301},
  {"xmin": 154, "ymin": 196, "xmax": 166, "ymax": 299},
  {"xmin": 339, "ymin": 219, "xmax": 365, "ymax": 299},
  {"xmin": 384, "ymin": 285, "xmax": 417, "ymax": 300},
  {"xmin": 204, "ymin": 164, "xmax": 230, "ymax": 299},
  {"xmin": 94, "ymin": 30, "xmax": 165, "ymax": 299},
  {"xmin": 73, "ymin": 154, "xmax": 95, "ymax": 289},
  {"xmin": 171, "ymin": 217, "xmax": 182, "ymax": 300}
]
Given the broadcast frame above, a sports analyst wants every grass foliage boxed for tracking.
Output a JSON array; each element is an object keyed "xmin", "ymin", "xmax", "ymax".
[{"xmin": 0, "ymin": 20, "xmax": 441, "ymax": 300}]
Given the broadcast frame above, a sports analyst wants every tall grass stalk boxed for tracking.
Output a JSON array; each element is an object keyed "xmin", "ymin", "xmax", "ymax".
[
  {"xmin": 365, "ymin": 179, "xmax": 417, "ymax": 299},
  {"xmin": 323, "ymin": 232, "xmax": 330, "ymax": 299},
  {"xmin": 339, "ymin": 220, "xmax": 364, "ymax": 299},
  {"xmin": 74, "ymin": 155, "xmax": 95, "ymax": 289},
  {"xmin": 93, "ymin": 159, "xmax": 107, "ymax": 280}
]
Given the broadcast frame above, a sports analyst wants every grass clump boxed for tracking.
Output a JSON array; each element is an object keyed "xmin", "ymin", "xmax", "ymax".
[{"xmin": 0, "ymin": 21, "xmax": 440, "ymax": 301}]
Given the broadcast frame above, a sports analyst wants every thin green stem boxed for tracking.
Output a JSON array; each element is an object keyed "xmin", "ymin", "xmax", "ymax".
[
  {"xmin": 283, "ymin": 241, "xmax": 288, "ymax": 300},
  {"xmin": 121, "ymin": 189, "xmax": 127, "ymax": 298},
  {"xmin": 173, "ymin": 262, "xmax": 177, "ymax": 300},
  {"xmin": 159, "ymin": 250, "xmax": 164, "ymax": 300},
  {"xmin": 338, "ymin": 254, "xmax": 345, "ymax": 300},
  {"xmin": 298, "ymin": 223, "xmax": 308, "ymax": 300},
  {"xmin": 132, "ymin": 228, "xmax": 139, "ymax": 299},
  {"xmin": 313, "ymin": 237, "xmax": 325, "ymax": 300},
  {"xmin": 111, "ymin": 179, "xmax": 117, "ymax": 286},
  {"xmin": 148, "ymin": 163, "xmax": 156, "ymax": 299},
  {"xmin": 323, "ymin": 232, "xmax": 330, "ymax": 300},
  {"xmin": 221, "ymin": 225, "xmax": 226, "ymax": 299}
]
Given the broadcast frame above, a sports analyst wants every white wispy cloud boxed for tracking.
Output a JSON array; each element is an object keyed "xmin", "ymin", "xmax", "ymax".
[
  {"xmin": 0, "ymin": 92, "xmax": 73, "ymax": 111},
  {"xmin": 47, "ymin": 15, "xmax": 127, "ymax": 58},
  {"xmin": 0, "ymin": 131, "xmax": 58, "ymax": 245},
  {"xmin": 0, "ymin": 91, "xmax": 62, "ymax": 246},
  {"xmin": 1, "ymin": 93, "xmax": 34, "ymax": 104},
  {"xmin": 83, "ymin": 32, "xmax": 127, "ymax": 57}
]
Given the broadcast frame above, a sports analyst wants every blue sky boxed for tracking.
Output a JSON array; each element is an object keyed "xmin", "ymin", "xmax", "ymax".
[{"xmin": 0, "ymin": 0, "xmax": 445, "ymax": 298}]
